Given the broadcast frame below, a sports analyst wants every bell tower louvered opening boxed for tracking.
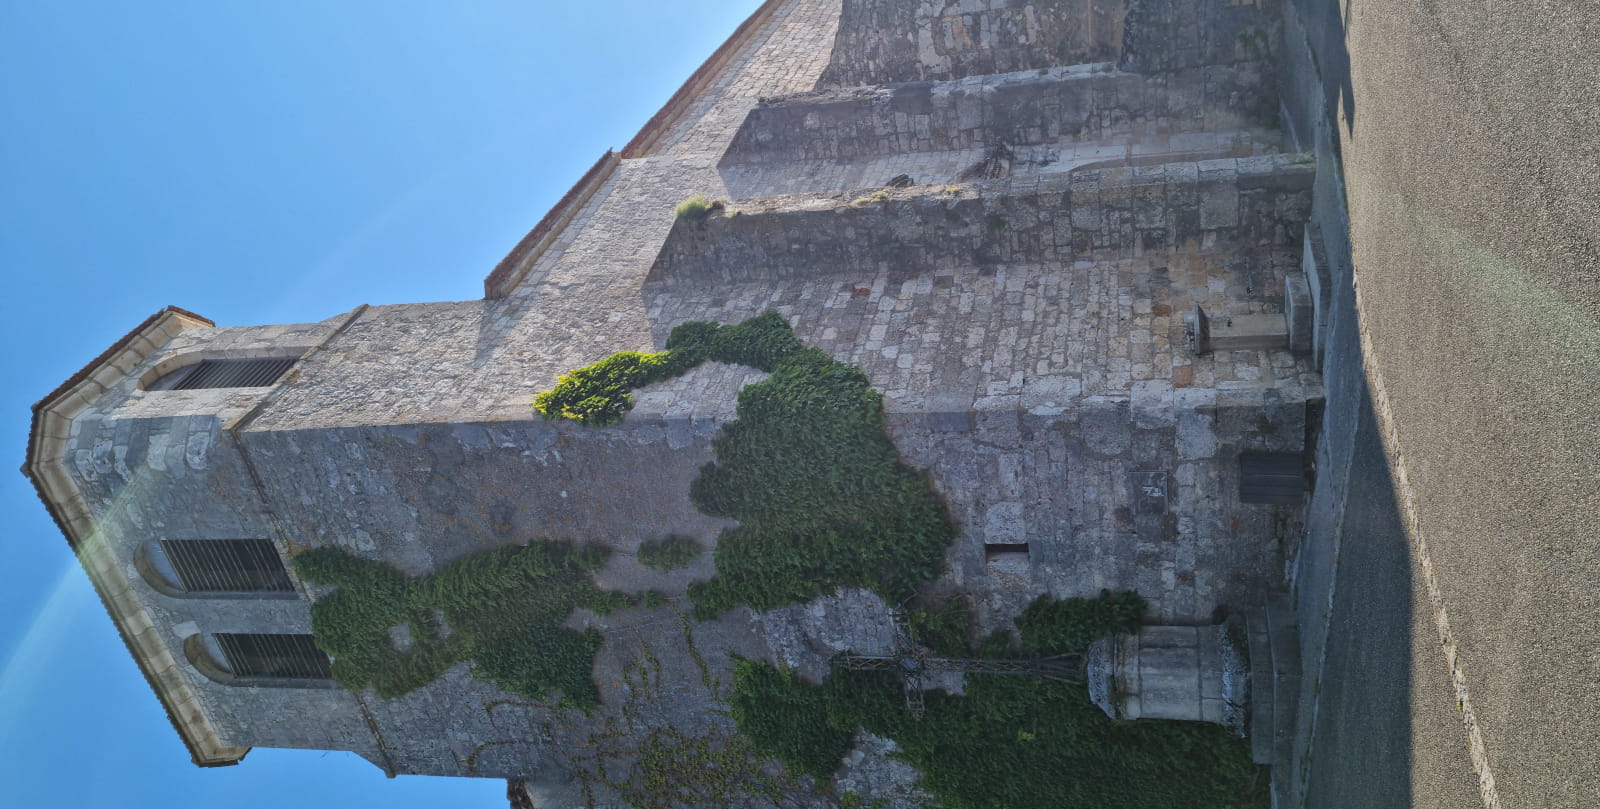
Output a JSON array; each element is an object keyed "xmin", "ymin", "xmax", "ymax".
[
  {"xmin": 159, "ymin": 539, "xmax": 294, "ymax": 593},
  {"xmin": 151, "ymin": 357, "xmax": 297, "ymax": 390},
  {"xmin": 215, "ymin": 633, "xmax": 332, "ymax": 680}
]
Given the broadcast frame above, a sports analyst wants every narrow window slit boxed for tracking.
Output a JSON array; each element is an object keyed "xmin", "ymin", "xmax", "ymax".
[{"xmin": 984, "ymin": 542, "xmax": 1030, "ymax": 562}]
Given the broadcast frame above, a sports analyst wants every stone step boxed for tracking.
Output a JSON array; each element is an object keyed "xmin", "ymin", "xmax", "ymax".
[
  {"xmin": 649, "ymin": 155, "xmax": 1315, "ymax": 284},
  {"xmin": 718, "ymin": 128, "xmax": 1285, "ymax": 202},
  {"xmin": 1246, "ymin": 608, "xmax": 1275, "ymax": 765},
  {"xmin": 1210, "ymin": 313, "xmax": 1290, "ymax": 352},
  {"xmin": 722, "ymin": 63, "xmax": 1275, "ymax": 167}
]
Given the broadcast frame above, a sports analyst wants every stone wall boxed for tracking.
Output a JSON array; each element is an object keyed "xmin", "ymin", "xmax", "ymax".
[
  {"xmin": 883, "ymin": 397, "xmax": 1307, "ymax": 625},
  {"xmin": 1121, "ymin": 0, "xmax": 1282, "ymax": 75},
  {"xmin": 724, "ymin": 64, "xmax": 1272, "ymax": 166},
  {"xmin": 242, "ymin": 412, "xmax": 744, "ymax": 580},
  {"xmin": 60, "ymin": 323, "xmax": 384, "ymax": 763},
  {"xmin": 818, "ymin": 0, "xmax": 1126, "ymax": 87},
  {"xmin": 658, "ymin": 155, "xmax": 1313, "ymax": 283}
]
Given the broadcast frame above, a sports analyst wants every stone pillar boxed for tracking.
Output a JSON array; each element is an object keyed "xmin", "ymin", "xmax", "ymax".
[
  {"xmin": 1286, "ymin": 274, "xmax": 1314, "ymax": 355},
  {"xmin": 1086, "ymin": 619, "xmax": 1249, "ymax": 734}
]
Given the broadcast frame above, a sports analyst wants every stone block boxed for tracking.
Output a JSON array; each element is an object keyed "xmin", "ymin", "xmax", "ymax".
[
  {"xmin": 1285, "ymin": 273, "xmax": 1313, "ymax": 355},
  {"xmin": 1209, "ymin": 313, "xmax": 1287, "ymax": 352},
  {"xmin": 1301, "ymin": 221, "xmax": 1332, "ymax": 363},
  {"xmin": 1198, "ymin": 183, "xmax": 1239, "ymax": 229}
]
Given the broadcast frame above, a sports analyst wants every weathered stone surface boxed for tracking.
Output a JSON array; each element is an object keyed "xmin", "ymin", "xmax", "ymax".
[
  {"xmin": 662, "ymin": 156, "xmax": 1313, "ymax": 283},
  {"xmin": 1210, "ymin": 312, "xmax": 1290, "ymax": 352},
  {"xmin": 1122, "ymin": 0, "xmax": 1282, "ymax": 75},
  {"xmin": 727, "ymin": 64, "xmax": 1274, "ymax": 166},
  {"xmin": 819, "ymin": 0, "xmax": 1126, "ymax": 88}
]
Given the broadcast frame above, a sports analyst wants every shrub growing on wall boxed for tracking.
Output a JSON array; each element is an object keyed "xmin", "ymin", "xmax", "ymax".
[
  {"xmin": 534, "ymin": 312, "xmax": 956, "ymax": 617},
  {"xmin": 673, "ymin": 194, "xmax": 719, "ymax": 221}
]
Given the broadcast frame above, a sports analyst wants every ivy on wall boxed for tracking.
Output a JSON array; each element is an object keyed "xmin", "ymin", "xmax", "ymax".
[
  {"xmin": 636, "ymin": 535, "xmax": 702, "ymax": 571},
  {"xmin": 728, "ymin": 591, "xmax": 1266, "ymax": 809},
  {"xmin": 534, "ymin": 312, "xmax": 956, "ymax": 618},
  {"xmin": 294, "ymin": 541, "xmax": 629, "ymax": 708}
]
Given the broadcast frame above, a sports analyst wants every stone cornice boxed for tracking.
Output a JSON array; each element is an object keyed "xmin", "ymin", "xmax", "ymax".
[{"xmin": 22, "ymin": 306, "xmax": 249, "ymax": 768}]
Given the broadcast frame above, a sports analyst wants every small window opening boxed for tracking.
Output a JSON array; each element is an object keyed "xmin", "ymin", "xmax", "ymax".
[
  {"xmin": 160, "ymin": 539, "xmax": 294, "ymax": 593},
  {"xmin": 215, "ymin": 633, "xmax": 332, "ymax": 680},
  {"xmin": 151, "ymin": 357, "xmax": 296, "ymax": 390},
  {"xmin": 984, "ymin": 542, "xmax": 1031, "ymax": 562}
]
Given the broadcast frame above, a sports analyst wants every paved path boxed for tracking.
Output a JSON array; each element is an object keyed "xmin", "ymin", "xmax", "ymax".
[
  {"xmin": 1303, "ymin": 391, "xmax": 1481, "ymax": 809},
  {"xmin": 1300, "ymin": 1, "xmax": 1600, "ymax": 806}
]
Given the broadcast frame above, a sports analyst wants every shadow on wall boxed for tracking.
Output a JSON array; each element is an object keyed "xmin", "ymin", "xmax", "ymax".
[
  {"xmin": 1288, "ymin": 0, "xmax": 1357, "ymax": 145},
  {"xmin": 1299, "ymin": 393, "xmax": 1416, "ymax": 809}
]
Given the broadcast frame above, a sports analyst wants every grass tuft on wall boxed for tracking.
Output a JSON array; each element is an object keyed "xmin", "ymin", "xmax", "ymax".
[{"xmin": 294, "ymin": 541, "xmax": 628, "ymax": 708}]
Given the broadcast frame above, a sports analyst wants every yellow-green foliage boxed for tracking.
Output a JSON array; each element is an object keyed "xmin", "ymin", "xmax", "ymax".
[
  {"xmin": 674, "ymin": 194, "xmax": 718, "ymax": 221},
  {"xmin": 728, "ymin": 591, "xmax": 1266, "ymax": 808},
  {"xmin": 533, "ymin": 350, "xmax": 694, "ymax": 427},
  {"xmin": 533, "ymin": 312, "xmax": 956, "ymax": 617},
  {"xmin": 294, "ymin": 541, "xmax": 628, "ymax": 708}
]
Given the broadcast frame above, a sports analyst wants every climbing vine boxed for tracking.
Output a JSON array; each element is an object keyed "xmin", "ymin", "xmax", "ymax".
[
  {"xmin": 569, "ymin": 605, "xmax": 814, "ymax": 809},
  {"xmin": 727, "ymin": 591, "xmax": 1266, "ymax": 809},
  {"xmin": 294, "ymin": 541, "xmax": 629, "ymax": 708},
  {"xmin": 534, "ymin": 312, "xmax": 956, "ymax": 618},
  {"xmin": 637, "ymin": 535, "xmax": 703, "ymax": 571}
]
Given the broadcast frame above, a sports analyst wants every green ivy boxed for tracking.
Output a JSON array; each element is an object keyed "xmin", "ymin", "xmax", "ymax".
[
  {"xmin": 294, "ymin": 541, "xmax": 628, "ymax": 708},
  {"xmin": 903, "ymin": 599, "xmax": 973, "ymax": 657},
  {"xmin": 636, "ymin": 535, "xmax": 702, "ymax": 571},
  {"xmin": 727, "ymin": 592, "xmax": 1267, "ymax": 809},
  {"xmin": 727, "ymin": 657, "xmax": 855, "ymax": 779},
  {"xmin": 533, "ymin": 312, "xmax": 956, "ymax": 618},
  {"xmin": 1016, "ymin": 590, "xmax": 1149, "ymax": 655}
]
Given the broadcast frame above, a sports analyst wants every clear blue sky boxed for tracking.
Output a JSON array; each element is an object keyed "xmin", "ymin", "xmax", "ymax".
[{"xmin": 0, "ymin": 2, "xmax": 762, "ymax": 806}]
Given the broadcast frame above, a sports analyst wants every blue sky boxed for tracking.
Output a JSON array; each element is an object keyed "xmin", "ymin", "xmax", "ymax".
[{"xmin": 0, "ymin": 2, "xmax": 762, "ymax": 805}]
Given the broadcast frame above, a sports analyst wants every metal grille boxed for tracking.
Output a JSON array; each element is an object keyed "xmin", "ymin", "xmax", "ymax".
[
  {"xmin": 215, "ymin": 633, "xmax": 332, "ymax": 680},
  {"xmin": 170, "ymin": 357, "xmax": 295, "ymax": 389},
  {"xmin": 833, "ymin": 608, "xmax": 1084, "ymax": 719},
  {"xmin": 160, "ymin": 539, "xmax": 294, "ymax": 593},
  {"xmin": 1239, "ymin": 452, "xmax": 1307, "ymax": 504}
]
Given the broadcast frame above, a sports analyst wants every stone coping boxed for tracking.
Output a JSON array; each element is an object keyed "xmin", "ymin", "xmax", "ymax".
[{"xmin": 483, "ymin": 150, "xmax": 619, "ymax": 300}]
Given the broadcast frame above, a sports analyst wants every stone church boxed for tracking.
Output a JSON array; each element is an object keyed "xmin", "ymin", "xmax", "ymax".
[{"xmin": 26, "ymin": 1, "xmax": 1321, "ymax": 805}]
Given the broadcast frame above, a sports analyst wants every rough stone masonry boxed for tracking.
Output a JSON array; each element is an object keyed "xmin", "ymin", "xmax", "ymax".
[{"xmin": 26, "ymin": 1, "xmax": 1319, "ymax": 806}]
